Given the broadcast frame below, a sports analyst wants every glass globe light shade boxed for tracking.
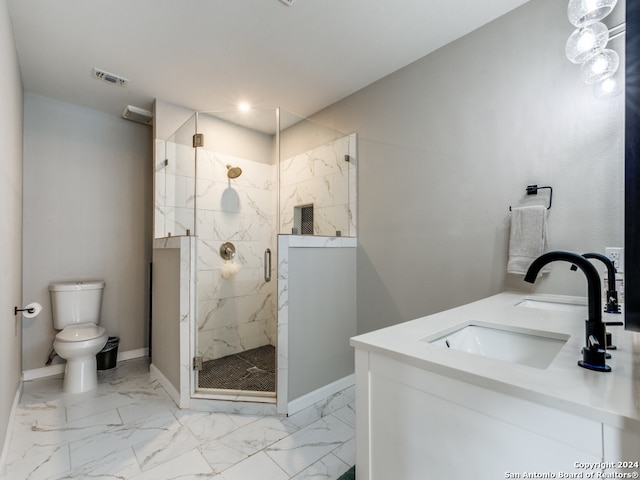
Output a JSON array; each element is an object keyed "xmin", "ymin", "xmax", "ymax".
[
  {"xmin": 580, "ymin": 49, "xmax": 619, "ymax": 84},
  {"xmin": 565, "ymin": 22, "xmax": 609, "ymax": 64},
  {"xmin": 593, "ymin": 76, "xmax": 622, "ymax": 98},
  {"xmin": 568, "ymin": 0, "xmax": 618, "ymax": 27}
]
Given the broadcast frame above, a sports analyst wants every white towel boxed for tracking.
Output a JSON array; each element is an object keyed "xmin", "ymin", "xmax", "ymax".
[{"xmin": 507, "ymin": 205, "xmax": 549, "ymax": 275}]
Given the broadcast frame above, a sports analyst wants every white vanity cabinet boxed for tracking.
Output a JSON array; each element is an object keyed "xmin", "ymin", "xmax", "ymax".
[
  {"xmin": 351, "ymin": 293, "xmax": 640, "ymax": 480},
  {"xmin": 356, "ymin": 351, "xmax": 603, "ymax": 480}
]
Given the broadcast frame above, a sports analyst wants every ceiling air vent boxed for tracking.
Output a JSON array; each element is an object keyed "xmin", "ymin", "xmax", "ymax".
[
  {"xmin": 93, "ymin": 68, "xmax": 129, "ymax": 87},
  {"xmin": 278, "ymin": 0, "xmax": 296, "ymax": 5},
  {"xmin": 122, "ymin": 105, "xmax": 153, "ymax": 125}
]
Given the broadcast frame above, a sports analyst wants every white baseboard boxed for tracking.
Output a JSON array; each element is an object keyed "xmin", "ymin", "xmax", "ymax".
[
  {"xmin": 22, "ymin": 363, "xmax": 65, "ymax": 381},
  {"xmin": 22, "ymin": 348, "xmax": 149, "ymax": 381},
  {"xmin": 287, "ymin": 374, "xmax": 355, "ymax": 416},
  {"xmin": 149, "ymin": 363, "xmax": 180, "ymax": 407},
  {"xmin": 117, "ymin": 348, "xmax": 148, "ymax": 362},
  {"xmin": 0, "ymin": 380, "xmax": 23, "ymax": 475}
]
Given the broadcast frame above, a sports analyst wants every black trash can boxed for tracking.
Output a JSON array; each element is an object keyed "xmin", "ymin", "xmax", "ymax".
[{"xmin": 97, "ymin": 336, "xmax": 119, "ymax": 370}]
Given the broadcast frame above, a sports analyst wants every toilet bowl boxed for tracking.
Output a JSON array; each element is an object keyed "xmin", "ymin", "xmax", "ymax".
[
  {"xmin": 53, "ymin": 323, "xmax": 107, "ymax": 394},
  {"xmin": 49, "ymin": 281, "xmax": 107, "ymax": 394}
]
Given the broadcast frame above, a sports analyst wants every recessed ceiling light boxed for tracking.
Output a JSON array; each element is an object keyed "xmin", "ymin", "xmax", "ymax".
[{"xmin": 239, "ymin": 103, "xmax": 251, "ymax": 111}]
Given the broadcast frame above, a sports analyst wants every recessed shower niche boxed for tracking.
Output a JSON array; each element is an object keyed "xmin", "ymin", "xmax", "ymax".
[
  {"xmin": 152, "ymin": 106, "xmax": 357, "ymax": 414},
  {"xmin": 293, "ymin": 204, "xmax": 314, "ymax": 235}
]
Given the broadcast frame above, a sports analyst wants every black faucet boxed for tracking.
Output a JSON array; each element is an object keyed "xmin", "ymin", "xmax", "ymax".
[
  {"xmin": 579, "ymin": 253, "xmax": 624, "ymax": 350},
  {"xmin": 524, "ymin": 250, "xmax": 611, "ymax": 372},
  {"xmin": 580, "ymin": 253, "xmax": 620, "ymax": 314}
]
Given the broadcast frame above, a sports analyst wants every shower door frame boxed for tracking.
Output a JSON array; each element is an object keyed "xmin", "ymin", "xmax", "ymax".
[{"xmin": 189, "ymin": 109, "xmax": 283, "ymax": 411}]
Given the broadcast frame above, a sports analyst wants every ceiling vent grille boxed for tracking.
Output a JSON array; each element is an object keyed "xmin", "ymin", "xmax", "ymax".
[
  {"xmin": 93, "ymin": 68, "xmax": 129, "ymax": 87},
  {"xmin": 278, "ymin": 0, "xmax": 296, "ymax": 5}
]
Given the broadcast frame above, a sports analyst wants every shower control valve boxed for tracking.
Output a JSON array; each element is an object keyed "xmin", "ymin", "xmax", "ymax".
[{"xmin": 220, "ymin": 242, "xmax": 236, "ymax": 260}]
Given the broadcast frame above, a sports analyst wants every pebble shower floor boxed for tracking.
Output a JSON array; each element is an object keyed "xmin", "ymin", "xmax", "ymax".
[{"xmin": 199, "ymin": 345, "xmax": 276, "ymax": 392}]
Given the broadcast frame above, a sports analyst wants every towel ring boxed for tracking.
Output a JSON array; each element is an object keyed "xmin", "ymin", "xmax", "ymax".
[{"xmin": 509, "ymin": 185, "xmax": 553, "ymax": 211}]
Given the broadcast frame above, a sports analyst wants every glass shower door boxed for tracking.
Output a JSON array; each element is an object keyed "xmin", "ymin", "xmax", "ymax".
[
  {"xmin": 185, "ymin": 107, "xmax": 358, "ymax": 402},
  {"xmin": 192, "ymin": 109, "xmax": 279, "ymax": 399}
]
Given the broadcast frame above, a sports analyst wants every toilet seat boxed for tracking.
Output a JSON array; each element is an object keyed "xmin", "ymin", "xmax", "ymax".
[{"xmin": 56, "ymin": 323, "xmax": 106, "ymax": 342}]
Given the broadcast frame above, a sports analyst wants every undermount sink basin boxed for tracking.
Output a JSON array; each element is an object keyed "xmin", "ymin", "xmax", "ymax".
[
  {"xmin": 425, "ymin": 323, "xmax": 569, "ymax": 369},
  {"xmin": 515, "ymin": 298, "xmax": 587, "ymax": 314}
]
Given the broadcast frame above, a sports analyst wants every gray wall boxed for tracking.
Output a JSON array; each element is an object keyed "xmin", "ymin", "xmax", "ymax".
[
  {"xmin": 288, "ymin": 246, "xmax": 357, "ymax": 401},
  {"xmin": 311, "ymin": 0, "xmax": 624, "ymax": 333},
  {"xmin": 0, "ymin": 0, "xmax": 23, "ymax": 456},
  {"xmin": 151, "ymin": 248, "xmax": 181, "ymax": 392},
  {"xmin": 22, "ymin": 93, "xmax": 153, "ymax": 371}
]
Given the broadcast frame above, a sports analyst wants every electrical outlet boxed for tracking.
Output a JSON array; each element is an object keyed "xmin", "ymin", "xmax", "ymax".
[{"xmin": 605, "ymin": 247, "xmax": 624, "ymax": 273}]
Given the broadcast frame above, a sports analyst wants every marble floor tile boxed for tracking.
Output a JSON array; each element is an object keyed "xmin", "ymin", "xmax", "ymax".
[
  {"xmin": 287, "ymin": 389, "xmax": 354, "ymax": 431},
  {"xmin": 1, "ymin": 444, "xmax": 70, "ymax": 480},
  {"xmin": 19, "ymin": 376, "xmax": 66, "ymax": 405},
  {"xmin": 286, "ymin": 403, "xmax": 324, "ymax": 430},
  {"xmin": 265, "ymin": 414, "xmax": 355, "ymax": 477},
  {"xmin": 215, "ymin": 415, "xmax": 299, "ymax": 457},
  {"xmin": 1, "ymin": 358, "xmax": 355, "ymax": 480},
  {"xmin": 322, "ymin": 391, "xmax": 353, "ymax": 417},
  {"xmin": 12, "ymin": 399, "xmax": 67, "ymax": 427},
  {"xmin": 332, "ymin": 436, "xmax": 356, "ymax": 467},
  {"xmin": 61, "ymin": 446, "xmax": 142, "ymax": 480},
  {"xmin": 132, "ymin": 418, "xmax": 201, "ymax": 472},
  {"xmin": 68, "ymin": 410, "xmax": 177, "ymax": 468},
  {"xmin": 117, "ymin": 394, "xmax": 179, "ymax": 424},
  {"xmin": 219, "ymin": 451, "xmax": 289, "ymax": 480},
  {"xmin": 332, "ymin": 403, "xmax": 355, "ymax": 428},
  {"xmin": 11, "ymin": 408, "xmax": 122, "ymax": 455},
  {"xmin": 130, "ymin": 448, "xmax": 216, "ymax": 480},
  {"xmin": 64, "ymin": 391, "xmax": 140, "ymax": 423},
  {"xmin": 290, "ymin": 453, "xmax": 350, "ymax": 480},
  {"xmin": 175, "ymin": 409, "xmax": 259, "ymax": 443},
  {"xmin": 199, "ymin": 441, "xmax": 249, "ymax": 474}
]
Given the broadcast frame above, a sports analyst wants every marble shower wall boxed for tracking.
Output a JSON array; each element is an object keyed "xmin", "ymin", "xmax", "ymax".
[
  {"xmin": 195, "ymin": 148, "xmax": 278, "ymax": 361},
  {"xmin": 154, "ymin": 128, "xmax": 357, "ymax": 365},
  {"xmin": 280, "ymin": 133, "xmax": 357, "ymax": 237}
]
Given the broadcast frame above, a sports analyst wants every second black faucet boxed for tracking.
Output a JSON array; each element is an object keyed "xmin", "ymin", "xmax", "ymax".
[{"xmin": 524, "ymin": 250, "xmax": 611, "ymax": 372}]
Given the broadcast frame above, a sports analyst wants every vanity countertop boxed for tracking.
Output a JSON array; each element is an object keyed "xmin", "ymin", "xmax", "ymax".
[{"xmin": 350, "ymin": 291, "xmax": 640, "ymax": 431}]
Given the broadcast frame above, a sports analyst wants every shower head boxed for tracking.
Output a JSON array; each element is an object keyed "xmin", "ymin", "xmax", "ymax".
[{"xmin": 226, "ymin": 165, "xmax": 242, "ymax": 179}]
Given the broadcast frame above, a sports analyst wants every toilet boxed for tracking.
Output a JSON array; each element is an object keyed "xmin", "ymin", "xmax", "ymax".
[{"xmin": 49, "ymin": 280, "xmax": 108, "ymax": 394}]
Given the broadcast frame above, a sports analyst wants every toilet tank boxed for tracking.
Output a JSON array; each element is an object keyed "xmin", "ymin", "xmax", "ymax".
[{"xmin": 49, "ymin": 281, "xmax": 105, "ymax": 329}]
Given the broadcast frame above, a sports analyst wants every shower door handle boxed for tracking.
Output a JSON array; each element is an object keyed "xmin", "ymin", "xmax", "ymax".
[{"xmin": 264, "ymin": 248, "xmax": 272, "ymax": 283}]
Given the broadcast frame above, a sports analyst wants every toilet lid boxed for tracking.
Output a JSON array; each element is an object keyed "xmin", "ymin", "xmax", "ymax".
[{"xmin": 56, "ymin": 324, "xmax": 106, "ymax": 342}]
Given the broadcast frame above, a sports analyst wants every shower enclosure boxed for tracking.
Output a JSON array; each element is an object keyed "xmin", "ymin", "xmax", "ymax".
[{"xmin": 153, "ymin": 106, "xmax": 356, "ymax": 412}]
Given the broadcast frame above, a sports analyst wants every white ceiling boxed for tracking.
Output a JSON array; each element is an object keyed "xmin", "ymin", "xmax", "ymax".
[{"xmin": 7, "ymin": 0, "xmax": 531, "ymax": 122}]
